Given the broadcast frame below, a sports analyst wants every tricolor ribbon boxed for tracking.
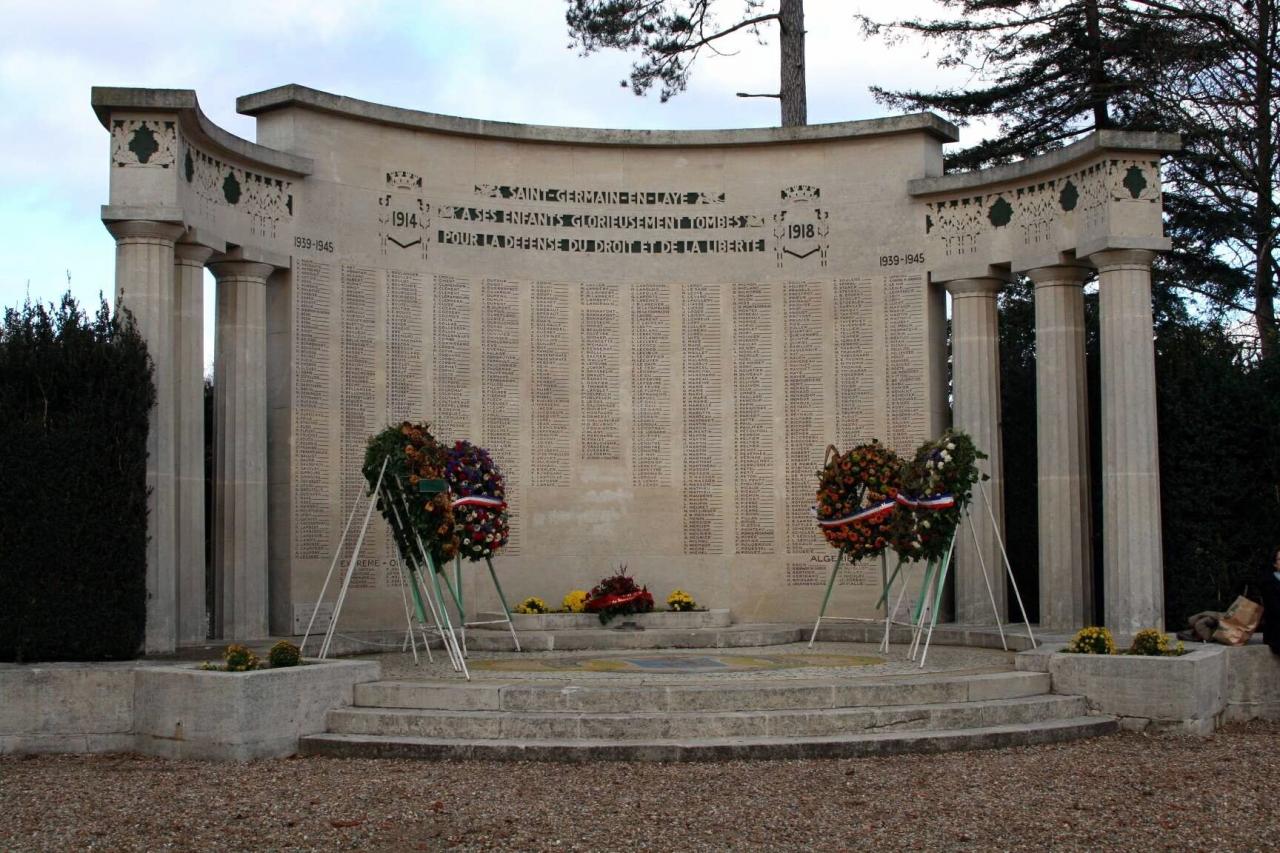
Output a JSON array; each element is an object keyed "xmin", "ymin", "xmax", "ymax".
[
  {"xmin": 814, "ymin": 498, "xmax": 897, "ymax": 529},
  {"xmin": 895, "ymin": 492, "xmax": 956, "ymax": 511},
  {"xmin": 451, "ymin": 494, "xmax": 507, "ymax": 510}
]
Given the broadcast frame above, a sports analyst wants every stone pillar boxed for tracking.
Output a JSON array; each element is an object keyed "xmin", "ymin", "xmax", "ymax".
[
  {"xmin": 944, "ymin": 277, "xmax": 1007, "ymax": 624},
  {"xmin": 173, "ymin": 243, "xmax": 214, "ymax": 644},
  {"xmin": 209, "ymin": 259, "xmax": 273, "ymax": 641},
  {"xmin": 1028, "ymin": 265, "xmax": 1094, "ymax": 629},
  {"xmin": 1092, "ymin": 249, "xmax": 1164, "ymax": 632},
  {"xmin": 105, "ymin": 219, "xmax": 185, "ymax": 654}
]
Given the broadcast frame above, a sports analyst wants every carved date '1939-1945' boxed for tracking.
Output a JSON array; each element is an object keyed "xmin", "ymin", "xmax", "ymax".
[
  {"xmin": 879, "ymin": 252, "xmax": 925, "ymax": 267},
  {"xmin": 295, "ymin": 235, "xmax": 335, "ymax": 253}
]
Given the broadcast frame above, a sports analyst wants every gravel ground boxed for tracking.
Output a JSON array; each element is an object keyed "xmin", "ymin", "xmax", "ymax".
[{"xmin": 3, "ymin": 722, "xmax": 1278, "ymax": 851}]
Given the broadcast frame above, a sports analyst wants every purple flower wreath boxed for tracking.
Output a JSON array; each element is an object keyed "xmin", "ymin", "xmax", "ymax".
[{"xmin": 443, "ymin": 440, "xmax": 510, "ymax": 561}]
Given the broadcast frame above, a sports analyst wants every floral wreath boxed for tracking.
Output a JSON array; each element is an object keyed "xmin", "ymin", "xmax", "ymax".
[
  {"xmin": 443, "ymin": 440, "xmax": 510, "ymax": 562},
  {"xmin": 888, "ymin": 430, "xmax": 986, "ymax": 562},
  {"xmin": 363, "ymin": 421, "xmax": 459, "ymax": 566},
  {"xmin": 813, "ymin": 440, "xmax": 902, "ymax": 562}
]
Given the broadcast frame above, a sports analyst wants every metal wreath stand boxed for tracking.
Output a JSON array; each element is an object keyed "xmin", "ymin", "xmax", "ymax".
[
  {"xmin": 300, "ymin": 454, "xmax": 522, "ymax": 679},
  {"xmin": 808, "ymin": 460, "xmax": 1036, "ymax": 667}
]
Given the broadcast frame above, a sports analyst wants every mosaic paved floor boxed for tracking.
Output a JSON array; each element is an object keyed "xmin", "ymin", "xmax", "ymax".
[
  {"xmin": 469, "ymin": 652, "xmax": 885, "ymax": 673},
  {"xmin": 362, "ymin": 641, "xmax": 1017, "ymax": 683}
]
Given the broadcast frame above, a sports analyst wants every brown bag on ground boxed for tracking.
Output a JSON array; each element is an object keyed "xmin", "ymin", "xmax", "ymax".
[{"xmin": 1211, "ymin": 596, "xmax": 1263, "ymax": 646}]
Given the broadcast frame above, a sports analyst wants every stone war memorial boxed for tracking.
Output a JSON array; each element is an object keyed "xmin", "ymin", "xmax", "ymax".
[
  {"xmin": 92, "ymin": 85, "xmax": 1177, "ymax": 653},
  {"xmin": 6, "ymin": 82, "xmax": 1280, "ymax": 767}
]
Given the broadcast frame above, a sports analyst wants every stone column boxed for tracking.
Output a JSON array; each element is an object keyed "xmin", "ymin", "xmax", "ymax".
[
  {"xmin": 1092, "ymin": 249, "xmax": 1164, "ymax": 632},
  {"xmin": 105, "ymin": 219, "xmax": 185, "ymax": 654},
  {"xmin": 1028, "ymin": 265, "xmax": 1094, "ymax": 629},
  {"xmin": 173, "ymin": 243, "xmax": 214, "ymax": 644},
  {"xmin": 944, "ymin": 277, "xmax": 1007, "ymax": 624},
  {"xmin": 209, "ymin": 259, "xmax": 274, "ymax": 641}
]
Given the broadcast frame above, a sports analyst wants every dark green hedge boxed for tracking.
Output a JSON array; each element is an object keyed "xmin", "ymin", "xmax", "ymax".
[
  {"xmin": 999, "ymin": 280, "xmax": 1280, "ymax": 627},
  {"xmin": 0, "ymin": 294, "xmax": 154, "ymax": 661}
]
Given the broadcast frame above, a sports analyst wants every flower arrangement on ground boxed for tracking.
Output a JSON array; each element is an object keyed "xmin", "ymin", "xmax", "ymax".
[
  {"xmin": 814, "ymin": 440, "xmax": 902, "ymax": 561},
  {"xmin": 1126, "ymin": 628, "xmax": 1186, "ymax": 657},
  {"xmin": 585, "ymin": 565, "xmax": 654, "ymax": 624},
  {"xmin": 666, "ymin": 589, "xmax": 698, "ymax": 612},
  {"xmin": 889, "ymin": 430, "xmax": 986, "ymax": 562},
  {"xmin": 514, "ymin": 596, "xmax": 549, "ymax": 615},
  {"xmin": 443, "ymin": 440, "xmax": 509, "ymax": 562},
  {"xmin": 363, "ymin": 421, "xmax": 458, "ymax": 566},
  {"xmin": 1064, "ymin": 626, "xmax": 1116, "ymax": 655},
  {"xmin": 562, "ymin": 589, "xmax": 589, "ymax": 613}
]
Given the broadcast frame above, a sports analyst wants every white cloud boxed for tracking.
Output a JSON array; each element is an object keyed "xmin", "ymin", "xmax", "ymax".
[{"xmin": 0, "ymin": 0, "xmax": 996, "ymax": 361}]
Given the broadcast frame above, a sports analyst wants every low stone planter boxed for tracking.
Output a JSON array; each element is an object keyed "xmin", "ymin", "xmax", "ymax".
[
  {"xmin": 0, "ymin": 662, "xmax": 140, "ymax": 754},
  {"xmin": 1, "ymin": 657, "xmax": 380, "ymax": 760},
  {"xmin": 1224, "ymin": 642, "xmax": 1280, "ymax": 722},
  {"xmin": 133, "ymin": 659, "xmax": 380, "ymax": 760},
  {"xmin": 1047, "ymin": 644, "xmax": 1226, "ymax": 734},
  {"xmin": 476, "ymin": 608, "xmax": 731, "ymax": 631}
]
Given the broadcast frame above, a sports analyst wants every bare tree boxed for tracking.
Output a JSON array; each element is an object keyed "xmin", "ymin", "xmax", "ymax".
[{"xmin": 566, "ymin": 0, "xmax": 808, "ymax": 126}]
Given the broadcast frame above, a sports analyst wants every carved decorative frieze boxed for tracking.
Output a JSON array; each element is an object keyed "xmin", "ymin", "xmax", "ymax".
[
  {"xmin": 925, "ymin": 158, "xmax": 1161, "ymax": 261},
  {"xmin": 111, "ymin": 119, "xmax": 177, "ymax": 168},
  {"xmin": 183, "ymin": 142, "xmax": 294, "ymax": 238}
]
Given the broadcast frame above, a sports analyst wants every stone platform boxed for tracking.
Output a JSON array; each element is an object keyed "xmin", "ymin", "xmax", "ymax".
[{"xmin": 301, "ymin": 640, "xmax": 1114, "ymax": 761}]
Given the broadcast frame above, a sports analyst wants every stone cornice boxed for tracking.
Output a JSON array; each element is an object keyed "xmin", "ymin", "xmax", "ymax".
[
  {"xmin": 907, "ymin": 131, "xmax": 1181, "ymax": 198},
  {"xmin": 91, "ymin": 87, "xmax": 313, "ymax": 177},
  {"xmin": 236, "ymin": 83, "xmax": 960, "ymax": 147}
]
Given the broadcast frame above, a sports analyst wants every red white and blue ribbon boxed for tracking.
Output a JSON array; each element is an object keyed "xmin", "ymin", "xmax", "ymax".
[
  {"xmin": 895, "ymin": 492, "xmax": 956, "ymax": 511},
  {"xmin": 813, "ymin": 498, "xmax": 897, "ymax": 529},
  {"xmin": 451, "ymin": 494, "xmax": 507, "ymax": 511}
]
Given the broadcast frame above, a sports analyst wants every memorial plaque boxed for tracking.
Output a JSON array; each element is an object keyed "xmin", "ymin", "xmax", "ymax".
[{"xmin": 261, "ymin": 98, "xmax": 946, "ymax": 628}]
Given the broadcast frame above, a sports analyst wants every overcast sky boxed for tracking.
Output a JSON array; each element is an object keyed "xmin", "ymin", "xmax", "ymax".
[{"xmin": 0, "ymin": 0, "xmax": 981, "ymax": 366}]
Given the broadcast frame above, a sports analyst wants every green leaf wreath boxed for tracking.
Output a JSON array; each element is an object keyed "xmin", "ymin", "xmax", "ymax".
[
  {"xmin": 363, "ymin": 421, "xmax": 459, "ymax": 567},
  {"xmin": 888, "ymin": 430, "xmax": 986, "ymax": 562}
]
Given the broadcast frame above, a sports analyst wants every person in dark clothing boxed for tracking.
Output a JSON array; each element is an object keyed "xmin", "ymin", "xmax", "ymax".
[{"xmin": 1264, "ymin": 546, "xmax": 1280, "ymax": 654}]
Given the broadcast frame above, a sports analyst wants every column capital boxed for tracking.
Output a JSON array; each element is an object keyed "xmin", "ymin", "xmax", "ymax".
[
  {"xmin": 944, "ymin": 276, "xmax": 1007, "ymax": 299},
  {"xmin": 105, "ymin": 219, "xmax": 185, "ymax": 244},
  {"xmin": 174, "ymin": 242, "xmax": 216, "ymax": 267},
  {"xmin": 1090, "ymin": 249, "xmax": 1156, "ymax": 273},
  {"xmin": 1026, "ymin": 264, "xmax": 1092, "ymax": 288},
  {"xmin": 208, "ymin": 259, "xmax": 276, "ymax": 282}
]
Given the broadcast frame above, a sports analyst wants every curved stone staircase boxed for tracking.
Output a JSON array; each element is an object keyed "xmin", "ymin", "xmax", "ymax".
[{"xmin": 301, "ymin": 669, "xmax": 1114, "ymax": 761}]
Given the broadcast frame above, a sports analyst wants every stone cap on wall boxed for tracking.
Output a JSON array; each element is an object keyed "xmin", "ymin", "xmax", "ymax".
[
  {"xmin": 236, "ymin": 83, "xmax": 960, "ymax": 147},
  {"xmin": 907, "ymin": 130, "xmax": 1181, "ymax": 198},
  {"xmin": 91, "ymin": 87, "xmax": 313, "ymax": 177}
]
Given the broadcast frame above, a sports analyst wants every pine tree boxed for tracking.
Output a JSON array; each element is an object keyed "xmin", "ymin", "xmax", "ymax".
[
  {"xmin": 863, "ymin": 0, "xmax": 1278, "ymax": 357},
  {"xmin": 566, "ymin": 0, "xmax": 809, "ymax": 126}
]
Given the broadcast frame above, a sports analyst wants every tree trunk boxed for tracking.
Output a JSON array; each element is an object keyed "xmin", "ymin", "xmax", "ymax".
[
  {"xmin": 779, "ymin": 0, "xmax": 807, "ymax": 126},
  {"xmin": 1083, "ymin": 0, "xmax": 1111, "ymax": 130},
  {"xmin": 1255, "ymin": 0, "xmax": 1277, "ymax": 359}
]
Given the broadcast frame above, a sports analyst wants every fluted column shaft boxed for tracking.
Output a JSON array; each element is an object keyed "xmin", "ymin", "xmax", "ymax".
[
  {"xmin": 1029, "ymin": 265, "xmax": 1094, "ymax": 629},
  {"xmin": 1093, "ymin": 249, "xmax": 1164, "ymax": 632},
  {"xmin": 210, "ymin": 260, "xmax": 273, "ymax": 641},
  {"xmin": 173, "ymin": 244, "xmax": 214, "ymax": 644},
  {"xmin": 106, "ymin": 219, "xmax": 185, "ymax": 654},
  {"xmin": 944, "ymin": 277, "xmax": 1007, "ymax": 624}
]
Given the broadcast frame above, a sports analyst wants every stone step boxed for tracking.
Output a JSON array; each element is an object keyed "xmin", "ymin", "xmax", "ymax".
[
  {"xmin": 460, "ymin": 623, "xmax": 804, "ymax": 652},
  {"xmin": 301, "ymin": 716, "xmax": 1118, "ymax": 762},
  {"xmin": 327, "ymin": 694, "xmax": 1085, "ymax": 740},
  {"xmin": 354, "ymin": 670, "xmax": 1050, "ymax": 713}
]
